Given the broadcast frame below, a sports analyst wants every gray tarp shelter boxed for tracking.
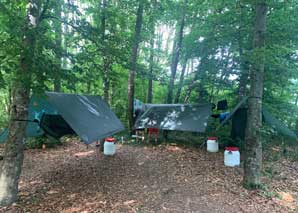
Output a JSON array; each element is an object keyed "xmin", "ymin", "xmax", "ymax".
[
  {"xmin": 0, "ymin": 92, "xmax": 124, "ymax": 144},
  {"xmin": 45, "ymin": 92, "xmax": 124, "ymax": 143},
  {"xmin": 135, "ymin": 103, "xmax": 212, "ymax": 132}
]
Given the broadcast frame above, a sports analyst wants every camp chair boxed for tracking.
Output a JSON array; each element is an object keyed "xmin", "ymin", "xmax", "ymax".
[
  {"xmin": 135, "ymin": 128, "xmax": 145, "ymax": 142},
  {"xmin": 147, "ymin": 128, "xmax": 159, "ymax": 143}
]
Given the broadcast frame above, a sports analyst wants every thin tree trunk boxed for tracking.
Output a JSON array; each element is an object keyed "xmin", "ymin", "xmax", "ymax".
[
  {"xmin": 54, "ymin": 0, "xmax": 62, "ymax": 92},
  {"xmin": 243, "ymin": 2, "xmax": 267, "ymax": 189},
  {"xmin": 164, "ymin": 27, "xmax": 174, "ymax": 56},
  {"xmin": 184, "ymin": 55, "xmax": 207, "ymax": 103},
  {"xmin": 147, "ymin": 19, "xmax": 155, "ymax": 103},
  {"xmin": 174, "ymin": 59, "xmax": 187, "ymax": 103},
  {"xmin": 87, "ymin": 81, "xmax": 91, "ymax": 94},
  {"xmin": 237, "ymin": 4, "xmax": 249, "ymax": 100},
  {"xmin": 100, "ymin": 0, "xmax": 111, "ymax": 103},
  {"xmin": 0, "ymin": 0, "xmax": 39, "ymax": 206},
  {"xmin": 128, "ymin": 0, "xmax": 143, "ymax": 132},
  {"xmin": 166, "ymin": 0, "xmax": 187, "ymax": 104}
]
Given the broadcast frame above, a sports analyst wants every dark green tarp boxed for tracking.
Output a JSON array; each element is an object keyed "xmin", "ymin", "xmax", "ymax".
[
  {"xmin": 46, "ymin": 92, "xmax": 124, "ymax": 143},
  {"xmin": 218, "ymin": 97, "xmax": 297, "ymax": 139},
  {"xmin": 0, "ymin": 92, "xmax": 124, "ymax": 144},
  {"xmin": 135, "ymin": 103, "xmax": 212, "ymax": 132},
  {"xmin": 263, "ymin": 107, "xmax": 297, "ymax": 139}
]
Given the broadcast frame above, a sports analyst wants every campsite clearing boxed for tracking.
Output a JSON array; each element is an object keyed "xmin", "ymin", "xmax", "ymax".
[{"xmin": 0, "ymin": 140, "xmax": 297, "ymax": 212}]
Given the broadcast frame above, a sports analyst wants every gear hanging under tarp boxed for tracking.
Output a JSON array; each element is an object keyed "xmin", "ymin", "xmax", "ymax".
[{"xmin": 39, "ymin": 114, "xmax": 75, "ymax": 139}]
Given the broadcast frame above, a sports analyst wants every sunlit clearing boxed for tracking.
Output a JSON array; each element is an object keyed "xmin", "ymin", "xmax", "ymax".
[{"xmin": 74, "ymin": 150, "xmax": 94, "ymax": 157}]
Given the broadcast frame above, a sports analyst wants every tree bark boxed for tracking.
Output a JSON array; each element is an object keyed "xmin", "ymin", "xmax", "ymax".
[
  {"xmin": 128, "ymin": 0, "xmax": 143, "ymax": 132},
  {"xmin": 237, "ymin": 3, "xmax": 250, "ymax": 100},
  {"xmin": 166, "ymin": 0, "xmax": 187, "ymax": 104},
  {"xmin": 0, "ymin": 0, "xmax": 39, "ymax": 206},
  {"xmin": 101, "ymin": 0, "xmax": 111, "ymax": 103},
  {"xmin": 54, "ymin": 0, "xmax": 62, "ymax": 92},
  {"xmin": 243, "ymin": 2, "xmax": 267, "ymax": 189},
  {"xmin": 183, "ymin": 55, "xmax": 207, "ymax": 103},
  {"xmin": 174, "ymin": 59, "xmax": 187, "ymax": 103},
  {"xmin": 147, "ymin": 22, "xmax": 155, "ymax": 103}
]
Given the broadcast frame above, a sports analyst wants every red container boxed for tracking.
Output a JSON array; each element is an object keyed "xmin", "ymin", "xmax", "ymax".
[
  {"xmin": 105, "ymin": 137, "xmax": 115, "ymax": 142},
  {"xmin": 225, "ymin": 147, "xmax": 239, "ymax": 151}
]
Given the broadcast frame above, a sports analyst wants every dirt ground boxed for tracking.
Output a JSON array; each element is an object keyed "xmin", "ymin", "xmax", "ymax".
[{"xmin": 0, "ymin": 140, "xmax": 297, "ymax": 213}]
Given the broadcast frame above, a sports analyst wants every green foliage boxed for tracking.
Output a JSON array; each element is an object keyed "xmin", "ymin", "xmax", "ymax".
[{"xmin": 0, "ymin": 0, "xmax": 297, "ymax": 145}]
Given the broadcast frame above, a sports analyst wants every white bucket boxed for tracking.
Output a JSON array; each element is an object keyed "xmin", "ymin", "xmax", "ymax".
[
  {"xmin": 104, "ymin": 138, "xmax": 116, "ymax": 156},
  {"xmin": 224, "ymin": 147, "xmax": 240, "ymax": 167},
  {"xmin": 207, "ymin": 137, "xmax": 219, "ymax": 152}
]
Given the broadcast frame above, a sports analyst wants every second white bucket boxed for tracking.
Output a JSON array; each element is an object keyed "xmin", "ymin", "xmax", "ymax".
[{"xmin": 207, "ymin": 137, "xmax": 219, "ymax": 152}]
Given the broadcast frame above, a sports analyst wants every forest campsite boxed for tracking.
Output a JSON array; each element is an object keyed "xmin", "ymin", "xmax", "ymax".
[{"xmin": 0, "ymin": 0, "xmax": 298, "ymax": 212}]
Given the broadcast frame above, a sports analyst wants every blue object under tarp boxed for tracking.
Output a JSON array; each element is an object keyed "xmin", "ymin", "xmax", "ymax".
[
  {"xmin": 219, "ymin": 112, "xmax": 230, "ymax": 123},
  {"xmin": 0, "ymin": 96, "xmax": 58, "ymax": 143}
]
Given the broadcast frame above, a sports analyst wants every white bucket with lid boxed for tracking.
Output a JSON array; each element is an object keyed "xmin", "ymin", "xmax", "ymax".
[
  {"xmin": 207, "ymin": 137, "xmax": 219, "ymax": 152},
  {"xmin": 104, "ymin": 137, "xmax": 116, "ymax": 156},
  {"xmin": 224, "ymin": 147, "xmax": 240, "ymax": 167}
]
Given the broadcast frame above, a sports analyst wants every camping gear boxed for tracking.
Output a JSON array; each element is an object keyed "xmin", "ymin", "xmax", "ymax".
[
  {"xmin": 147, "ymin": 128, "xmax": 159, "ymax": 143},
  {"xmin": 218, "ymin": 96, "xmax": 297, "ymax": 139},
  {"xmin": 0, "ymin": 92, "xmax": 124, "ymax": 144},
  {"xmin": 224, "ymin": 147, "xmax": 240, "ymax": 167},
  {"xmin": 104, "ymin": 137, "xmax": 116, "ymax": 155},
  {"xmin": 40, "ymin": 114, "xmax": 75, "ymax": 138},
  {"xmin": 135, "ymin": 128, "xmax": 145, "ymax": 142},
  {"xmin": 219, "ymin": 112, "xmax": 230, "ymax": 123},
  {"xmin": 207, "ymin": 137, "xmax": 219, "ymax": 152},
  {"xmin": 0, "ymin": 96, "xmax": 58, "ymax": 143},
  {"xmin": 135, "ymin": 103, "xmax": 212, "ymax": 133},
  {"xmin": 217, "ymin": 96, "xmax": 248, "ymax": 130},
  {"xmin": 217, "ymin": 99, "xmax": 228, "ymax": 110},
  {"xmin": 231, "ymin": 108, "xmax": 247, "ymax": 140}
]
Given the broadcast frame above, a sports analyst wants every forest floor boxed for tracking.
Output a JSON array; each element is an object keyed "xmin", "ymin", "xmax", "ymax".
[{"xmin": 0, "ymin": 139, "xmax": 297, "ymax": 213}]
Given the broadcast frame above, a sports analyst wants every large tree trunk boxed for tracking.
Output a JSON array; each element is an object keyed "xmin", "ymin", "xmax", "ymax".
[
  {"xmin": 174, "ymin": 59, "xmax": 187, "ymax": 103},
  {"xmin": 0, "ymin": 0, "xmax": 39, "ymax": 206},
  {"xmin": 54, "ymin": 0, "xmax": 62, "ymax": 92},
  {"xmin": 166, "ymin": 1, "xmax": 186, "ymax": 104},
  {"xmin": 128, "ymin": 0, "xmax": 143, "ymax": 132},
  {"xmin": 243, "ymin": 2, "xmax": 267, "ymax": 189}
]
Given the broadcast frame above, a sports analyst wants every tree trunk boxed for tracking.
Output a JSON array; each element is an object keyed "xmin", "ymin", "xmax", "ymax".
[
  {"xmin": 100, "ymin": 0, "xmax": 111, "ymax": 103},
  {"xmin": 237, "ymin": 4, "xmax": 249, "ymax": 100},
  {"xmin": 0, "ymin": 0, "xmax": 39, "ymax": 206},
  {"xmin": 102, "ymin": 60, "xmax": 111, "ymax": 103},
  {"xmin": 184, "ymin": 55, "xmax": 207, "ymax": 103},
  {"xmin": 54, "ymin": 0, "xmax": 62, "ymax": 92},
  {"xmin": 243, "ymin": 2, "xmax": 267, "ymax": 189},
  {"xmin": 147, "ymin": 23, "xmax": 155, "ymax": 103},
  {"xmin": 166, "ymin": 1, "xmax": 187, "ymax": 104},
  {"xmin": 128, "ymin": 0, "xmax": 143, "ymax": 132},
  {"xmin": 174, "ymin": 59, "xmax": 187, "ymax": 103}
]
